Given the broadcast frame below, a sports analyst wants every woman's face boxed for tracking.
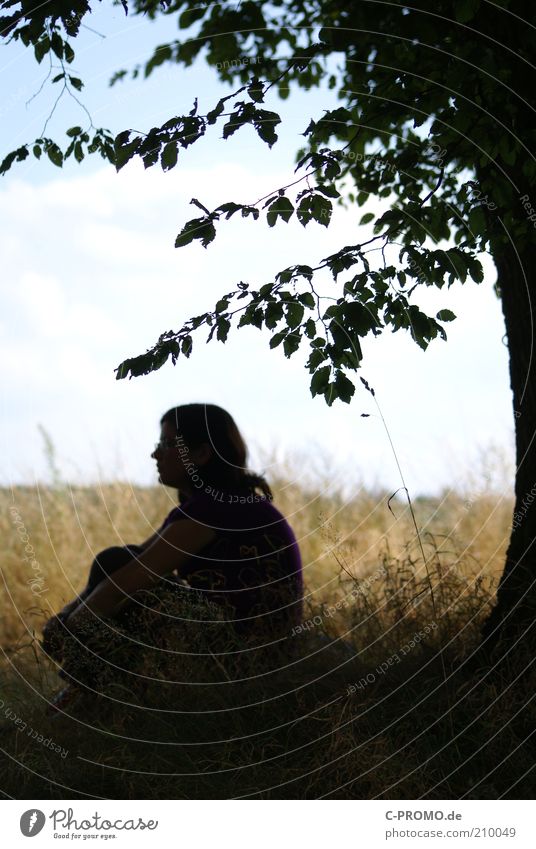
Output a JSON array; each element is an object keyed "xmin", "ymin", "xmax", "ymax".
[{"xmin": 151, "ymin": 419, "xmax": 212, "ymax": 493}]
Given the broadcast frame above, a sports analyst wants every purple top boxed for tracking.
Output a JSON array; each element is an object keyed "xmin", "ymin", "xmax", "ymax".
[{"xmin": 159, "ymin": 490, "xmax": 303, "ymax": 636}]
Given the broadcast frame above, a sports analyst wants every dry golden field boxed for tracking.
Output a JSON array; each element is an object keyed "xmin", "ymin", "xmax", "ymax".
[
  {"xmin": 2, "ymin": 445, "xmax": 532, "ymax": 800},
  {"xmin": 1, "ymin": 455, "xmax": 512, "ymax": 651}
]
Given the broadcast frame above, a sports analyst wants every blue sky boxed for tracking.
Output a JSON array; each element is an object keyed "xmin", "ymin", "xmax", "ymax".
[{"xmin": 0, "ymin": 4, "xmax": 515, "ymax": 498}]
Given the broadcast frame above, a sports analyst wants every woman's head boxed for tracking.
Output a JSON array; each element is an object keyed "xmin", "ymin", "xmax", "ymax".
[{"xmin": 151, "ymin": 403, "xmax": 272, "ymax": 501}]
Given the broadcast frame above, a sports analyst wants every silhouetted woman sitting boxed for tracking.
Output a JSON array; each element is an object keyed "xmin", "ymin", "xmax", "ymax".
[{"xmin": 42, "ymin": 404, "xmax": 303, "ymax": 710}]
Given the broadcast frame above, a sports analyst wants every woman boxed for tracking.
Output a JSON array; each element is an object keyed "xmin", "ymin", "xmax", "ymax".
[{"xmin": 42, "ymin": 404, "xmax": 303, "ymax": 709}]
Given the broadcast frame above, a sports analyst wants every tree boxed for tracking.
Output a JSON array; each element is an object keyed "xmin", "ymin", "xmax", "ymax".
[{"xmin": 2, "ymin": 0, "xmax": 535, "ymax": 650}]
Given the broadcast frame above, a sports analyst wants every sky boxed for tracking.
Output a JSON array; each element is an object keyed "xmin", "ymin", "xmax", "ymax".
[{"xmin": 0, "ymin": 3, "xmax": 516, "ymax": 498}]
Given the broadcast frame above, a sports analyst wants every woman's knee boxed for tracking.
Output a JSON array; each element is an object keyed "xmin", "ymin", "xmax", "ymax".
[
  {"xmin": 87, "ymin": 545, "xmax": 143, "ymax": 588},
  {"xmin": 96, "ymin": 544, "xmax": 142, "ymax": 565}
]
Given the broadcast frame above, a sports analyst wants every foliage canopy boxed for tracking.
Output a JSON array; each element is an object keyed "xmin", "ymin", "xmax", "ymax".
[{"xmin": 1, "ymin": 1, "xmax": 533, "ymax": 408}]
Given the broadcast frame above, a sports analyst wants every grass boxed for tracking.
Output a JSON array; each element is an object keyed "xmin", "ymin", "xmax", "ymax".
[{"xmin": 1, "ymin": 448, "xmax": 534, "ymax": 799}]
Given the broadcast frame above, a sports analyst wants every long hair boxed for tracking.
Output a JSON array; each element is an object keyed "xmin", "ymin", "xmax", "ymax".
[{"xmin": 160, "ymin": 404, "xmax": 273, "ymax": 503}]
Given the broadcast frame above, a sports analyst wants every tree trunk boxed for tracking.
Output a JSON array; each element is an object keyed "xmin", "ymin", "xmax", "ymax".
[{"xmin": 481, "ymin": 239, "xmax": 536, "ymax": 648}]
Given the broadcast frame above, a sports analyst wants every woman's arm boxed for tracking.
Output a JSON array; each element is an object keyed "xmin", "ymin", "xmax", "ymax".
[
  {"xmin": 65, "ymin": 519, "xmax": 216, "ymax": 625},
  {"xmin": 49, "ymin": 527, "xmax": 166, "ymax": 628},
  {"xmin": 138, "ymin": 529, "xmax": 162, "ymax": 551}
]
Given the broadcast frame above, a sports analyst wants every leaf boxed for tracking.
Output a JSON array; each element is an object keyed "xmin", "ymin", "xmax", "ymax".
[
  {"xmin": 50, "ymin": 31, "xmax": 64, "ymax": 60},
  {"xmin": 110, "ymin": 70, "xmax": 127, "ymax": 86},
  {"xmin": 360, "ymin": 212, "xmax": 375, "ymax": 225},
  {"xmin": 445, "ymin": 249, "xmax": 468, "ymax": 283},
  {"xmin": 47, "ymin": 144, "xmax": 63, "ymax": 168},
  {"xmin": 249, "ymin": 308, "xmax": 264, "ymax": 329},
  {"xmin": 144, "ymin": 43, "xmax": 173, "ymax": 77},
  {"xmin": 329, "ymin": 319, "xmax": 350, "ymax": 352},
  {"xmin": 190, "ymin": 313, "xmax": 208, "ymax": 330},
  {"xmin": 215, "ymin": 297, "xmax": 229, "ymax": 313},
  {"xmin": 254, "ymin": 109, "xmax": 281, "ymax": 147},
  {"xmin": 198, "ymin": 220, "xmax": 217, "ymax": 249},
  {"xmin": 34, "ymin": 36, "xmax": 50, "ymax": 63},
  {"xmin": 295, "ymin": 265, "xmax": 314, "ymax": 281},
  {"xmin": 174, "ymin": 222, "xmax": 197, "ymax": 248},
  {"xmin": 304, "ymin": 318, "xmax": 317, "ymax": 339},
  {"xmin": 262, "ymin": 194, "xmax": 280, "ymax": 209},
  {"xmin": 298, "ymin": 291, "xmax": 315, "ymax": 308},
  {"xmin": 436, "ymin": 309, "xmax": 456, "ymax": 322},
  {"xmin": 467, "ymin": 206, "xmax": 487, "ymax": 240},
  {"xmin": 334, "ymin": 370, "xmax": 355, "ymax": 403},
  {"xmin": 467, "ymin": 256, "xmax": 484, "ymax": 283},
  {"xmin": 161, "ymin": 142, "xmax": 178, "ymax": 171},
  {"xmin": 181, "ymin": 335, "xmax": 193, "ymax": 356},
  {"xmin": 286, "ymin": 302, "xmax": 304, "ymax": 329},
  {"xmin": 269, "ymin": 331, "xmax": 287, "ymax": 349},
  {"xmin": 266, "ymin": 197, "xmax": 294, "ymax": 227},
  {"xmin": 408, "ymin": 306, "xmax": 434, "ymax": 351},
  {"xmin": 317, "ymin": 183, "xmax": 340, "ymax": 198},
  {"xmin": 179, "ymin": 4, "xmax": 206, "ymax": 26},
  {"xmin": 222, "ymin": 103, "xmax": 253, "ymax": 140},
  {"xmin": 247, "ymin": 78, "xmax": 264, "ymax": 103},
  {"xmin": 310, "ymin": 365, "xmax": 331, "ymax": 397},
  {"xmin": 313, "ymin": 106, "xmax": 353, "ymax": 139},
  {"xmin": 265, "ymin": 301, "xmax": 284, "ymax": 329},
  {"xmin": 307, "ymin": 347, "xmax": 328, "ymax": 370},
  {"xmin": 66, "ymin": 126, "xmax": 82, "ymax": 138},
  {"xmin": 343, "ymin": 343, "xmax": 362, "ymax": 369},
  {"xmin": 311, "ymin": 194, "xmax": 332, "ymax": 226},
  {"xmin": 217, "ymin": 201, "xmax": 243, "ymax": 219},
  {"xmin": 276, "ymin": 268, "xmax": 293, "ymax": 284},
  {"xmin": 255, "ymin": 122, "xmax": 278, "ymax": 147},
  {"xmin": 241, "ymin": 205, "xmax": 260, "ymax": 220},
  {"xmin": 64, "ymin": 42, "xmax": 75, "ymax": 64},
  {"xmin": 216, "ymin": 317, "xmax": 231, "ymax": 341},
  {"xmin": 342, "ymin": 301, "xmax": 377, "ymax": 335},
  {"xmin": 296, "ymin": 195, "xmax": 315, "ymax": 226},
  {"xmin": 0, "ymin": 146, "xmax": 28, "ymax": 175},
  {"xmin": 190, "ymin": 197, "xmax": 211, "ymax": 215},
  {"xmin": 175, "ymin": 217, "xmax": 216, "ymax": 249},
  {"xmin": 114, "ymin": 130, "xmax": 141, "ymax": 171},
  {"xmin": 206, "ymin": 98, "xmax": 225, "ymax": 125},
  {"xmin": 69, "ymin": 76, "xmax": 83, "ymax": 92},
  {"xmin": 283, "ymin": 333, "xmax": 301, "ymax": 357}
]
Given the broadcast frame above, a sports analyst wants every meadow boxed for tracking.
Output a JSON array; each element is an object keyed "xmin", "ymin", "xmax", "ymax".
[{"xmin": 1, "ymin": 447, "xmax": 533, "ymax": 800}]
